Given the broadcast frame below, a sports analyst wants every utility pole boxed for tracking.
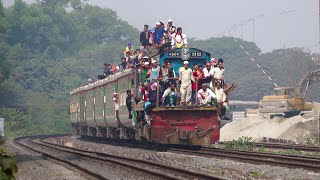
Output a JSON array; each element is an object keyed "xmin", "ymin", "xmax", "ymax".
[
  {"xmin": 248, "ymin": 14, "xmax": 264, "ymax": 43},
  {"xmin": 238, "ymin": 23, "xmax": 245, "ymax": 39},
  {"xmin": 280, "ymin": 10, "xmax": 296, "ymax": 49}
]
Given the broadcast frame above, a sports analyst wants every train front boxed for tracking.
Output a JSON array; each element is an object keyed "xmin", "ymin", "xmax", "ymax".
[{"xmin": 150, "ymin": 48, "xmax": 220, "ymax": 146}]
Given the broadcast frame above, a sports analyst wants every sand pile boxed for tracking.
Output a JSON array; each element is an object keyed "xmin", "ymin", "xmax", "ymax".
[{"xmin": 220, "ymin": 113, "xmax": 318, "ymax": 142}]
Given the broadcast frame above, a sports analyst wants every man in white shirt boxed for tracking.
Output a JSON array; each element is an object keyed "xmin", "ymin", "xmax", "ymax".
[
  {"xmin": 171, "ymin": 27, "xmax": 188, "ymax": 49},
  {"xmin": 214, "ymin": 58, "xmax": 225, "ymax": 87},
  {"xmin": 203, "ymin": 62, "xmax": 214, "ymax": 87},
  {"xmin": 179, "ymin": 61, "xmax": 194, "ymax": 105},
  {"xmin": 197, "ymin": 83, "xmax": 216, "ymax": 106}
]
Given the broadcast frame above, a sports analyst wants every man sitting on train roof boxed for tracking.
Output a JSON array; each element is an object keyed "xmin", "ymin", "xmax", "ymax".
[
  {"xmin": 161, "ymin": 82, "xmax": 179, "ymax": 107},
  {"xmin": 123, "ymin": 42, "xmax": 134, "ymax": 56},
  {"xmin": 179, "ymin": 61, "xmax": 194, "ymax": 106},
  {"xmin": 197, "ymin": 83, "xmax": 216, "ymax": 107},
  {"xmin": 119, "ymin": 57, "xmax": 128, "ymax": 72},
  {"xmin": 141, "ymin": 42, "xmax": 152, "ymax": 57},
  {"xmin": 171, "ymin": 27, "xmax": 187, "ymax": 49}
]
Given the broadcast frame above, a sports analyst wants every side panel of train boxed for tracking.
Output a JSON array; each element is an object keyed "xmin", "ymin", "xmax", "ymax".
[{"xmin": 70, "ymin": 73, "xmax": 134, "ymax": 131}]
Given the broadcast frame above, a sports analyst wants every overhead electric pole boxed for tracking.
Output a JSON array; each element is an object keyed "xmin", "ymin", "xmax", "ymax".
[
  {"xmin": 280, "ymin": 10, "xmax": 296, "ymax": 49},
  {"xmin": 248, "ymin": 14, "xmax": 264, "ymax": 43}
]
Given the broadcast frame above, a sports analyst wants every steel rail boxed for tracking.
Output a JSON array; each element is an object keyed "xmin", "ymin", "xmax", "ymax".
[
  {"xmin": 168, "ymin": 148, "xmax": 320, "ymax": 171},
  {"xmin": 14, "ymin": 136, "xmax": 107, "ymax": 180},
  {"xmin": 35, "ymin": 137, "xmax": 225, "ymax": 180},
  {"xmin": 218, "ymin": 141, "xmax": 320, "ymax": 152}
]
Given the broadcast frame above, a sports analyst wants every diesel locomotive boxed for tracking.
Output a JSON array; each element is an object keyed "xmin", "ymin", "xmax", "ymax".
[{"xmin": 70, "ymin": 48, "xmax": 221, "ymax": 146}]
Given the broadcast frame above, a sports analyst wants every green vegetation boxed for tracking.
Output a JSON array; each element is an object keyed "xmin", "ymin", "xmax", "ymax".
[
  {"xmin": 249, "ymin": 170, "xmax": 262, "ymax": 178},
  {"xmin": 0, "ymin": 139, "xmax": 17, "ymax": 180},
  {"xmin": 0, "ymin": 0, "xmax": 318, "ymax": 137},
  {"xmin": 225, "ymin": 136, "xmax": 255, "ymax": 151},
  {"xmin": 277, "ymin": 149, "xmax": 302, "ymax": 156}
]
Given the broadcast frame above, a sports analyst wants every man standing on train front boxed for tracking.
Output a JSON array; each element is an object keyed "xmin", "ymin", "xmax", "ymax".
[{"xmin": 179, "ymin": 61, "xmax": 194, "ymax": 106}]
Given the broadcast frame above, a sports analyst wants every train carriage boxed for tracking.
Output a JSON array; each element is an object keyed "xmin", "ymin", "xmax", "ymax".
[{"xmin": 70, "ymin": 47, "xmax": 220, "ymax": 146}]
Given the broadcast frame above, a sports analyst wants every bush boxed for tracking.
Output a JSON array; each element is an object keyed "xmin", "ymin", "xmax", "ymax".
[
  {"xmin": 0, "ymin": 139, "xmax": 17, "ymax": 180},
  {"xmin": 225, "ymin": 136, "xmax": 255, "ymax": 151}
]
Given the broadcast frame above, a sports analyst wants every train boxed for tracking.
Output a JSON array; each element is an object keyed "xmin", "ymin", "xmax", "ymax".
[{"xmin": 69, "ymin": 47, "xmax": 221, "ymax": 146}]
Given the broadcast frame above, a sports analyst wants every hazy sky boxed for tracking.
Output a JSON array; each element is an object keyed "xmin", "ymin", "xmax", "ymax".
[{"xmin": 3, "ymin": 0, "xmax": 319, "ymax": 52}]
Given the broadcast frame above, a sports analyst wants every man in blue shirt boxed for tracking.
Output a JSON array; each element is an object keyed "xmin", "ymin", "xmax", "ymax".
[{"xmin": 153, "ymin": 22, "xmax": 165, "ymax": 45}]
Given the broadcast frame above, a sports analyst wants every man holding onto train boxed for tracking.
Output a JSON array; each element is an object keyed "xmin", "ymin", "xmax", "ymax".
[{"xmin": 214, "ymin": 81, "xmax": 229, "ymax": 120}]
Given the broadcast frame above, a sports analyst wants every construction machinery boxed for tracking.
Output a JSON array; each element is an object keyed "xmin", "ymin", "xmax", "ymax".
[{"xmin": 259, "ymin": 69, "xmax": 320, "ymax": 117}]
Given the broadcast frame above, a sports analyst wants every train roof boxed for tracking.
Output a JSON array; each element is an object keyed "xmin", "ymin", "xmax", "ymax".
[{"xmin": 70, "ymin": 69, "xmax": 132, "ymax": 95}]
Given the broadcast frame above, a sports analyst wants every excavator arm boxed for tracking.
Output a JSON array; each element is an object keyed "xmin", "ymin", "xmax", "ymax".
[{"xmin": 294, "ymin": 69, "xmax": 320, "ymax": 99}]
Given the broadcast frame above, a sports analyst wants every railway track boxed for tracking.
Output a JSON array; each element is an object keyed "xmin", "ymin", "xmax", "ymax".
[
  {"xmin": 168, "ymin": 147, "xmax": 320, "ymax": 172},
  {"xmin": 14, "ymin": 135, "xmax": 225, "ymax": 180},
  {"xmin": 218, "ymin": 141, "xmax": 320, "ymax": 152}
]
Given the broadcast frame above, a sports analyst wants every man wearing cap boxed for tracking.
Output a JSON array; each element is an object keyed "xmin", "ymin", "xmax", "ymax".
[
  {"xmin": 124, "ymin": 43, "xmax": 134, "ymax": 56},
  {"xmin": 165, "ymin": 19, "xmax": 174, "ymax": 37},
  {"xmin": 140, "ymin": 25, "xmax": 150, "ymax": 47},
  {"xmin": 139, "ymin": 61, "xmax": 150, "ymax": 86},
  {"xmin": 153, "ymin": 22, "xmax": 165, "ymax": 45},
  {"xmin": 179, "ymin": 61, "xmax": 194, "ymax": 105},
  {"xmin": 211, "ymin": 58, "xmax": 218, "ymax": 68},
  {"xmin": 197, "ymin": 83, "xmax": 216, "ymax": 106},
  {"xmin": 112, "ymin": 92, "xmax": 122, "ymax": 127},
  {"xmin": 149, "ymin": 59, "xmax": 160, "ymax": 83}
]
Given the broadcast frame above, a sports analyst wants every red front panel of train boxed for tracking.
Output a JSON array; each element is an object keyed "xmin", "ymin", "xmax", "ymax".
[{"xmin": 151, "ymin": 109, "xmax": 220, "ymax": 146}]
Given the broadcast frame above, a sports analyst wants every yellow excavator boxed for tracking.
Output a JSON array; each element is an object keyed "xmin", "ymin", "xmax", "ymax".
[{"xmin": 259, "ymin": 69, "xmax": 320, "ymax": 118}]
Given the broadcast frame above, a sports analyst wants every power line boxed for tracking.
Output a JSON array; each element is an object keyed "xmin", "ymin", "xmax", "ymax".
[{"xmin": 230, "ymin": 35, "xmax": 278, "ymax": 87}]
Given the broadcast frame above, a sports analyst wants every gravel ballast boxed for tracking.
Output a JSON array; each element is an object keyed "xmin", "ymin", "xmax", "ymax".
[
  {"xmin": 5, "ymin": 139, "xmax": 87, "ymax": 180},
  {"xmin": 47, "ymin": 136, "xmax": 320, "ymax": 180}
]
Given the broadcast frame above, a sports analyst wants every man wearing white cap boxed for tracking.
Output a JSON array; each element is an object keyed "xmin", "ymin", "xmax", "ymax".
[
  {"xmin": 112, "ymin": 92, "xmax": 122, "ymax": 127},
  {"xmin": 149, "ymin": 59, "xmax": 160, "ymax": 83},
  {"xmin": 197, "ymin": 83, "xmax": 216, "ymax": 106},
  {"xmin": 139, "ymin": 61, "xmax": 150, "ymax": 86},
  {"xmin": 166, "ymin": 19, "xmax": 174, "ymax": 36},
  {"xmin": 211, "ymin": 58, "xmax": 217, "ymax": 68},
  {"xmin": 179, "ymin": 61, "xmax": 194, "ymax": 105},
  {"xmin": 154, "ymin": 22, "xmax": 165, "ymax": 45}
]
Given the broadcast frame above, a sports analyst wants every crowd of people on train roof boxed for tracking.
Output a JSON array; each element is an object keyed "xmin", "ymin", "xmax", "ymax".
[{"xmin": 94, "ymin": 19, "xmax": 236, "ymax": 121}]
